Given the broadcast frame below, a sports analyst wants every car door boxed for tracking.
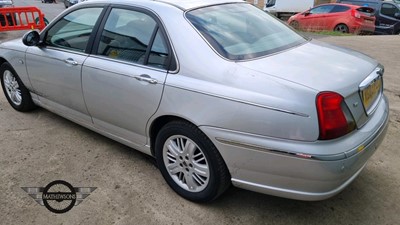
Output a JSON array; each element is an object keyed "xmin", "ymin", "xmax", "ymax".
[
  {"xmin": 25, "ymin": 7, "xmax": 104, "ymax": 122},
  {"xmin": 300, "ymin": 5, "xmax": 335, "ymax": 31},
  {"xmin": 82, "ymin": 7, "xmax": 175, "ymax": 147},
  {"xmin": 377, "ymin": 2, "xmax": 400, "ymax": 34}
]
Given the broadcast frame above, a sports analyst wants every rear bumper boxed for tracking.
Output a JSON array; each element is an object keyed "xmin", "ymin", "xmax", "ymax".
[
  {"xmin": 350, "ymin": 20, "xmax": 375, "ymax": 34},
  {"xmin": 201, "ymin": 95, "xmax": 389, "ymax": 201}
]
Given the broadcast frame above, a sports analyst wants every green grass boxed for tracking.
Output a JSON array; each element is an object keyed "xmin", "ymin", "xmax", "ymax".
[{"xmin": 312, "ymin": 30, "xmax": 354, "ymax": 36}]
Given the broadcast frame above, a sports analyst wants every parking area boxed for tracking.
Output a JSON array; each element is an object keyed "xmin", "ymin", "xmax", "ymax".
[{"xmin": 0, "ymin": 1, "xmax": 400, "ymax": 225}]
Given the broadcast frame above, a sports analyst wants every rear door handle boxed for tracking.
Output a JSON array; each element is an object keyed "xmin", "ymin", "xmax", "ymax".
[
  {"xmin": 64, "ymin": 58, "xmax": 78, "ymax": 66},
  {"xmin": 134, "ymin": 74, "xmax": 158, "ymax": 84}
]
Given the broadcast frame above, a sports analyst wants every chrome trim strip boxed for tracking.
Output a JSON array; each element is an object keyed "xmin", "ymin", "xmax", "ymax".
[
  {"xmin": 215, "ymin": 137, "xmax": 346, "ymax": 161},
  {"xmin": 85, "ymin": 55, "xmax": 167, "ymax": 74},
  {"xmin": 359, "ymin": 67, "xmax": 383, "ymax": 90},
  {"xmin": 167, "ymin": 84, "xmax": 310, "ymax": 117}
]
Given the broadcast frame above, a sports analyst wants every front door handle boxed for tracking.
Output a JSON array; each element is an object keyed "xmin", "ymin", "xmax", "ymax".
[
  {"xmin": 134, "ymin": 74, "xmax": 158, "ymax": 84},
  {"xmin": 64, "ymin": 58, "xmax": 78, "ymax": 66}
]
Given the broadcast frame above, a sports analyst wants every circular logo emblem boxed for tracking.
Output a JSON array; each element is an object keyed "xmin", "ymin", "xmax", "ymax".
[{"xmin": 42, "ymin": 180, "xmax": 76, "ymax": 214}]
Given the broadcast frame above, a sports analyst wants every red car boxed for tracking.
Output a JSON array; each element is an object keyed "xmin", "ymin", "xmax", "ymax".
[{"xmin": 288, "ymin": 3, "xmax": 375, "ymax": 34}]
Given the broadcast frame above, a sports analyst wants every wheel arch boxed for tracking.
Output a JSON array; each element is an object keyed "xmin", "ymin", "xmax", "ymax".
[
  {"xmin": 148, "ymin": 115, "xmax": 196, "ymax": 157},
  {"xmin": 0, "ymin": 57, "xmax": 8, "ymax": 66}
]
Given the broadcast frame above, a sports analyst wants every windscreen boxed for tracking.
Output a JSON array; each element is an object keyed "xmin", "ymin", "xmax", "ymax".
[{"xmin": 186, "ymin": 3, "xmax": 306, "ymax": 60}]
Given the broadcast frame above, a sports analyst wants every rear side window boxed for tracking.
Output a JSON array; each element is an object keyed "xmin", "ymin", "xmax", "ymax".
[
  {"xmin": 96, "ymin": 8, "xmax": 171, "ymax": 69},
  {"xmin": 148, "ymin": 29, "xmax": 169, "ymax": 69},
  {"xmin": 97, "ymin": 8, "xmax": 156, "ymax": 63},
  {"xmin": 309, "ymin": 5, "xmax": 335, "ymax": 14},
  {"xmin": 331, "ymin": 5, "xmax": 350, "ymax": 13}
]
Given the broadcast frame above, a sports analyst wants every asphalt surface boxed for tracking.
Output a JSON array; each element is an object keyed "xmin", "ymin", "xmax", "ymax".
[{"xmin": 1, "ymin": 1, "xmax": 400, "ymax": 225}]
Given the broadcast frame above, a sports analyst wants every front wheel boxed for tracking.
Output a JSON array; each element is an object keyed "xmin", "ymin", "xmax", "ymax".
[
  {"xmin": 155, "ymin": 121, "xmax": 231, "ymax": 202},
  {"xmin": 0, "ymin": 62, "xmax": 36, "ymax": 112}
]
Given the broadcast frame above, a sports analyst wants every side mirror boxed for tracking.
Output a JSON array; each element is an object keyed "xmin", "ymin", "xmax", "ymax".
[
  {"xmin": 395, "ymin": 12, "xmax": 400, "ymax": 19},
  {"xmin": 22, "ymin": 31, "xmax": 41, "ymax": 46},
  {"xmin": 303, "ymin": 11, "xmax": 311, "ymax": 16}
]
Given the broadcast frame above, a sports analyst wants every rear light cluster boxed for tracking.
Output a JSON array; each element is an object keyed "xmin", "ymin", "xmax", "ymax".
[
  {"xmin": 316, "ymin": 92, "xmax": 356, "ymax": 140},
  {"xmin": 351, "ymin": 9, "xmax": 361, "ymax": 19}
]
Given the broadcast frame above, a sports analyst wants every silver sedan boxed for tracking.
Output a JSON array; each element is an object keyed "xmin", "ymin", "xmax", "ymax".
[{"xmin": 0, "ymin": 0, "xmax": 389, "ymax": 202}]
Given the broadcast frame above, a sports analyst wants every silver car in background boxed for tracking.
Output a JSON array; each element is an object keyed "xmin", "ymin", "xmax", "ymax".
[{"xmin": 0, "ymin": 0, "xmax": 389, "ymax": 202}]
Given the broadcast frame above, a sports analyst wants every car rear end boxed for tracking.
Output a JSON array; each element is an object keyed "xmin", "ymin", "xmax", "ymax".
[
  {"xmin": 183, "ymin": 2, "xmax": 389, "ymax": 200},
  {"xmin": 348, "ymin": 5, "xmax": 376, "ymax": 34},
  {"xmin": 225, "ymin": 48, "xmax": 389, "ymax": 200}
]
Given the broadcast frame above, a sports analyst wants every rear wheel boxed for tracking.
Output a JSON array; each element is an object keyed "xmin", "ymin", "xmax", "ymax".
[
  {"xmin": 334, "ymin": 24, "xmax": 349, "ymax": 33},
  {"xmin": 155, "ymin": 121, "xmax": 231, "ymax": 202},
  {"xmin": 289, "ymin": 21, "xmax": 299, "ymax": 30},
  {"xmin": 0, "ymin": 62, "xmax": 36, "ymax": 112}
]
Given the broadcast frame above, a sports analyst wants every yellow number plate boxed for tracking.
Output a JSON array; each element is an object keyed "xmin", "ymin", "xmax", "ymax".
[{"xmin": 361, "ymin": 77, "xmax": 382, "ymax": 111}]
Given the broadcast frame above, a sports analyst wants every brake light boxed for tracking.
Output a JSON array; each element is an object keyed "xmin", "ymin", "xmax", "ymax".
[
  {"xmin": 316, "ymin": 92, "xmax": 356, "ymax": 140},
  {"xmin": 351, "ymin": 9, "xmax": 361, "ymax": 18}
]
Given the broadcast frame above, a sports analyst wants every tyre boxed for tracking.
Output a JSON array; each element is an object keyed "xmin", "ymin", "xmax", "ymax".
[
  {"xmin": 289, "ymin": 21, "xmax": 299, "ymax": 30},
  {"xmin": 0, "ymin": 62, "xmax": 37, "ymax": 112},
  {"xmin": 155, "ymin": 121, "xmax": 231, "ymax": 202},
  {"xmin": 334, "ymin": 24, "xmax": 349, "ymax": 33}
]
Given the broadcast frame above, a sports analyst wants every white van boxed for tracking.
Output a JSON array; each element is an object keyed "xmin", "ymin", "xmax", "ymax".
[{"xmin": 265, "ymin": 0, "xmax": 315, "ymax": 18}]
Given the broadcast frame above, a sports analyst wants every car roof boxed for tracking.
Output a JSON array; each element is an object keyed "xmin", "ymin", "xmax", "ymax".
[
  {"xmin": 156, "ymin": 0, "xmax": 243, "ymax": 10},
  {"xmin": 84, "ymin": 0, "xmax": 244, "ymax": 10}
]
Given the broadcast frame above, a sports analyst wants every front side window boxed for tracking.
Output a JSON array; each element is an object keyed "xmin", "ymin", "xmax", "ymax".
[
  {"xmin": 330, "ymin": 5, "xmax": 350, "ymax": 13},
  {"xmin": 186, "ymin": 3, "xmax": 306, "ymax": 60},
  {"xmin": 381, "ymin": 3, "xmax": 399, "ymax": 18},
  {"xmin": 45, "ymin": 7, "xmax": 103, "ymax": 52}
]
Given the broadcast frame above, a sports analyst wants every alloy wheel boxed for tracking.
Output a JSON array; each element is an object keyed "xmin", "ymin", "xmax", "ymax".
[
  {"xmin": 163, "ymin": 135, "xmax": 210, "ymax": 192},
  {"xmin": 334, "ymin": 24, "xmax": 349, "ymax": 33},
  {"xmin": 3, "ymin": 70, "xmax": 22, "ymax": 106}
]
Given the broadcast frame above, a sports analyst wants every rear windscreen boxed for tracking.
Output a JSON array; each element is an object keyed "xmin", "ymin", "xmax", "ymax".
[{"xmin": 357, "ymin": 7, "xmax": 375, "ymax": 16}]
